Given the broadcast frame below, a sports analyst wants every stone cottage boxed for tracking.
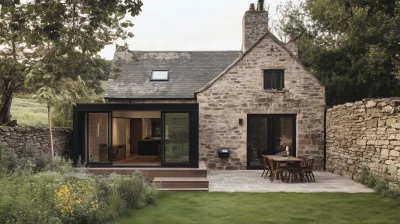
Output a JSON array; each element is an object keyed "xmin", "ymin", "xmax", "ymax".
[{"xmin": 73, "ymin": 2, "xmax": 326, "ymax": 170}]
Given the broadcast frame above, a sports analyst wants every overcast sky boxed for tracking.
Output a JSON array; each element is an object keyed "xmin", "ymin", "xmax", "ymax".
[{"xmin": 99, "ymin": 0, "xmax": 289, "ymax": 60}]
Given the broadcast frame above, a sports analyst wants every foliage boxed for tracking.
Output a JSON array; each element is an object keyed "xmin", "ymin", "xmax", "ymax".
[
  {"xmin": 0, "ymin": 1, "xmax": 36, "ymax": 124},
  {"xmin": 52, "ymin": 80, "xmax": 104, "ymax": 128},
  {"xmin": 359, "ymin": 167, "xmax": 400, "ymax": 199},
  {"xmin": 278, "ymin": 0, "xmax": 400, "ymax": 106},
  {"xmin": 0, "ymin": 143, "xmax": 158, "ymax": 224}
]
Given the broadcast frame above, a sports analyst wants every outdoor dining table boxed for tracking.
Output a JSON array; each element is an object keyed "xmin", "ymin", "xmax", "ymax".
[{"xmin": 264, "ymin": 155, "xmax": 304, "ymax": 183}]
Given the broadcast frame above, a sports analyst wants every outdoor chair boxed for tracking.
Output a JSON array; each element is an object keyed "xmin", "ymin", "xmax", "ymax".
[
  {"xmin": 261, "ymin": 156, "xmax": 271, "ymax": 178},
  {"xmin": 267, "ymin": 157, "xmax": 285, "ymax": 183},
  {"xmin": 301, "ymin": 157, "xmax": 315, "ymax": 182},
  {"xmin": 284, "ymin": 162, "xmax": 303, "ymax": 183}
]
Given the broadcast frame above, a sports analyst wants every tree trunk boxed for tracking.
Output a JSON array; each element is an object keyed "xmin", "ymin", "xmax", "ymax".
[
  {"xmin": 48, "ymin": 105, "xmax": 54, "ymax": 161},
  {"xmin": 0, "ymin": 93, "xmax": 13, "ymax": 124}
]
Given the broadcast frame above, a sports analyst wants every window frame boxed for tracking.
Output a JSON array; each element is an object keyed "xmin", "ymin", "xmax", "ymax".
[
  {"xmin": 151, "ymin": 70, "xmax": 169, "ymax": 81},
  {"xmin": 263, "ymin": 70, "xmax": 285, "ymax": 90}
]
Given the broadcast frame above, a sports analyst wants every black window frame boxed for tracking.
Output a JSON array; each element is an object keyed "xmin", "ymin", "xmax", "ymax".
[{"xmin": 264, "ymin": 70, "xmax": 285, "ymax": 90}]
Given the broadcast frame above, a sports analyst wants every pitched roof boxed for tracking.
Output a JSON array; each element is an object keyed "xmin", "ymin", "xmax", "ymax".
[
  {"xmin": 105, "ymin": 51, "xmax": 242, "ymax": 99},
  {"xmin": 197, "ymin": 31, "xmax": 325, "ymax": 93}
]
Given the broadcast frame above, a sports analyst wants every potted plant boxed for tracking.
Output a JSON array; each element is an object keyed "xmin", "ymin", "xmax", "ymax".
[{"xmin": 280, "ymin": 135, "xmax": 292, "ymax": 157}]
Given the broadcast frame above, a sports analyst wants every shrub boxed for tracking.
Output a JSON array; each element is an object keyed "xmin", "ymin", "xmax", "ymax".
[
  {"xmin": 0, "ymin": 143, "xmax": 158, "ymax": 224},
  {"xmin": 359, "ymin": 167, "xmax": 400, "ymax": 199}
]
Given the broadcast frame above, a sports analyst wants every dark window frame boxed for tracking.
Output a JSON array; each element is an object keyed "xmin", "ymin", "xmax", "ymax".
[{"xmin": 264, "ymin": 70, "xmax": 285, "ymax": 90}]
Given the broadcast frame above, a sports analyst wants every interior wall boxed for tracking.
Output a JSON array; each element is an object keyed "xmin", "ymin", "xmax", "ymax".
[
  {"xmin": 112, "ymin": 118, "xmax": 128, "ymax": 146},
  {"xmin": 113, "ymin": 111, "xmax": 161, "ymax": 119},
  {"xmin": 142, "ymin": 118, "xmax": 152, "ymax": 139}
]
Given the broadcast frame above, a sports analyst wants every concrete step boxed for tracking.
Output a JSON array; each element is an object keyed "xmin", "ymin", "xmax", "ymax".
[{"xmin": 153, "ymin": 177, "xmax": 209, "ymax": 189}]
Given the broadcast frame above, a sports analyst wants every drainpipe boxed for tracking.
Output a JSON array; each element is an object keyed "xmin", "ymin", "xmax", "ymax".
[{"xmin": 323, "ymin": 87, "xmax": 327, "ymax": 171}]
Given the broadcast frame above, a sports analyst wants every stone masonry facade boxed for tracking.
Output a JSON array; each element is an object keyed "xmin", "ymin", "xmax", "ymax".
[
  {"xmin": 197, "ymin": 34, "xmax": 325, "ymax": 170},
  {"xmin": 326, "ymin": 98, "xmax": 400, "ymax": 188},
  {"xmin": 0, "ymin": 126, "xmax": 72, "ymax": 156}
]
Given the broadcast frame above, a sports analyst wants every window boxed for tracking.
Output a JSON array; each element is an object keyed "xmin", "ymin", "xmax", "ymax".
[
  {"xmin": 151, "ymin": 70, "xmax": 168, "ymax": 81},
  {"xmin": 151, "ymin": 119, "xmax": 162, "ymax": 137},
  {"xmin": 264, "ymin": 70, "xmax": 284, "ymax": 90}
]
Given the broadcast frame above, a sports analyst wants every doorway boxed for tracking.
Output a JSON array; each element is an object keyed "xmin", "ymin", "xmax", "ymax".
[{"xmin": 247, "ymin": 114, "xmax": 296, "ymax": 169}]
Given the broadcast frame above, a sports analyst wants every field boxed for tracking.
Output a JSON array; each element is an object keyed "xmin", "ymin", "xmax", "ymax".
[{"xmin": 10, "ymin": 97, "xmax": 48, "ymax": 127}]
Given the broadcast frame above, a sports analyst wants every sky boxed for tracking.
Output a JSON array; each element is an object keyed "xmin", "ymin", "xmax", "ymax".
[{"xmin": 99, "ymin": 0, "xmax": 289, "ymax": 60}]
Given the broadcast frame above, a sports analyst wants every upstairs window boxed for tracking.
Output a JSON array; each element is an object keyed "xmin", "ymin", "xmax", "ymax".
[
  {"xmin": 264, "ymin": 70, "xmax": 284, "ymax": 90},
  {"xmin": 151, "ymin": 70, "xmax": 169, "ymax": 81}
]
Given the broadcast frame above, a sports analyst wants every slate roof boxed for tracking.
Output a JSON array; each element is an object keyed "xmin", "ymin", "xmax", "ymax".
[{"xmin": 105, "ymin": 51, "xmax": 242, "ymax": 99}]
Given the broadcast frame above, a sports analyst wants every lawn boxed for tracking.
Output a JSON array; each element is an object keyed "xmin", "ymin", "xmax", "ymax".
[
  {"xmin": 112, "ymin": 192, "xmax": 400, "ymax": 224},
  {"xmin": 10, "ymin": 97, "xmax": 48, "ymax": 127}
]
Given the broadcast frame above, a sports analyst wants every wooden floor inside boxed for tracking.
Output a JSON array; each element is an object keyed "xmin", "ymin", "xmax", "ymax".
[{"xmin": 113, "ymin": 155, "xmax": 161, "ymax": 166}]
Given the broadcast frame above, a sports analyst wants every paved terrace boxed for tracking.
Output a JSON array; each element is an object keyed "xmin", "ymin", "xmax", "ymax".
[{"xmin": 208, "ymin": 170, "xmax": 373, "ymax": 193}]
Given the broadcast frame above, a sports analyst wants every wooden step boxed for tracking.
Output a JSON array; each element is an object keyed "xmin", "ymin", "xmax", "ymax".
[
  {"xmin": 159, "ymin": 188, "xmax": 209, "ymax": 192},
  {"xmin": 87, "ymin": 161, "xmax": 207, "ymax": 181},
  {"xmin": 153, "ymin": 177, "xmax": 209, "ymax": 189}
]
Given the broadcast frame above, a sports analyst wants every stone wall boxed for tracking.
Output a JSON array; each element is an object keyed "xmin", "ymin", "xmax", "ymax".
[
  {"xmin": 326, "ymin": 98, "xmax": 400, "ymax": 187},
  {"xmin": 197, "ymin": 34, "xmax": 326, "ymax": 170},
  {"xmin": 106, "ymin": 99, "xmax": 196, "ymax": 104},
  {"xmin": 0, "ymin": 126, "xmax": 72, "ymax": 156}
]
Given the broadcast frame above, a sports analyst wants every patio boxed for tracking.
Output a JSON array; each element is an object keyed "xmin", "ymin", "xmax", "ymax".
[{"xmin": 208, "ymin": 170, "xmax": 373, "ymax": 193}]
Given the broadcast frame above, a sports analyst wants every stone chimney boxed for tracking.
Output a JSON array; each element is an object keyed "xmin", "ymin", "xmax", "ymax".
[
  {"xmin": 242, "ymin": 1, "xmax": 269, "ymax": 52},
  {"xmin": 285, "ymin": 34, "xmax": 298, "ymax": 57}
]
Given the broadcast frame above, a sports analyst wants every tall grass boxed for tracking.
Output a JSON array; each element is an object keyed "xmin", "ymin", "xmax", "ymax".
[{"xmin": 10, "ymin": 97, "xmax": 48, "ymax": 127}]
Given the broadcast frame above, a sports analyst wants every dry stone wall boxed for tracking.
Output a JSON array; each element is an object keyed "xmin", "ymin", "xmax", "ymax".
[
  {"xmin": 326, "ymin": 98, "xmax": 400, "ymax": 187},
  {"xmin": 0, "ymin": 126, "xmax": 72, "ymax": 156}
]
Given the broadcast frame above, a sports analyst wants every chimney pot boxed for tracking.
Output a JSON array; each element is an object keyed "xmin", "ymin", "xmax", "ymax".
[
  {"xmin": 257, "ymin": 0, "xmax": 265, "ymax": 11},
  {"xmin": 249, "ymin": 3, "xmax": 255, "ymax": 11}
]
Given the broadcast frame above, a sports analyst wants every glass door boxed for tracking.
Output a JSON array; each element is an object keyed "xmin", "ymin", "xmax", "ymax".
[
  {"xmin": 162, "ymin": 112, "xmax": 190, "ymax": 166},
  {"xmin": 86, "ymin": 112, "xmax": 112, "ymax": 165},
  {"xmin": 247, "ymin": 115, "xmax": 269, "ymax": 168},
  {"xmin": 247, "ymin": 114, "xmax": 296, "ymax": 169}
]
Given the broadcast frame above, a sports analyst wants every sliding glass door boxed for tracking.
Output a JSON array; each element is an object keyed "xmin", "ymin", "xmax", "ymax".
[
  {"xmin": 86, "ymin": 112, "xmax": 112, "ymax": 165},
  {"xmin": 162, "ymin": 112, "xmax": 190, "ymax": 166},
  {"xmin": 247, "ymin": 114, "xmax": 296, "ymax": 169}
]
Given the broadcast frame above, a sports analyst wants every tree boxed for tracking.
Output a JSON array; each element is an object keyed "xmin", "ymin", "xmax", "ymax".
[
  {"xmin": 278, "ymin": 0, "xmax": 400, "ymax": 106},
  {"xmin": 0, "ymin": 1, "xmax": 35, "ymax": 124},
  {"xmin": 27, "ymin": 0, "xmax": 142, "ymax": 159}
]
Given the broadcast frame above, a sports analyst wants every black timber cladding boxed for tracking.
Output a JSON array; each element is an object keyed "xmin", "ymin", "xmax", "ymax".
[{"xmin": 105, "ymin": 51, "xmax": 242, "ymax": 99}]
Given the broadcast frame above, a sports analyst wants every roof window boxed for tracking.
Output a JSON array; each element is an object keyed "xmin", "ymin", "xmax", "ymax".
[{"xmin": 151, "ymin": 70, "xmax": 169, "ymax": 81}]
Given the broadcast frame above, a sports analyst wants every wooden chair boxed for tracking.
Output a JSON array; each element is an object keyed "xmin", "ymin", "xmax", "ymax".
[
  {"xmin": 261, "ymin": 156, "xmax": 271, "ymax": 178},
  {"xmin": 301, "ymin": 157, "xmax": 315, "ymax": 182},
  {"xmin": 267, "ymin": 158, "xmax": 285, "ymax": 183},
  {"xmin": 284, "ymin": 162, "xmax": 303, "ymax": 183}
]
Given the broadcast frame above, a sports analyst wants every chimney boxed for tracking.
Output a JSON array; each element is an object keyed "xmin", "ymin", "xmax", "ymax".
[
  {"xmin": 286, "ymin": 34, "xmax": 298, "ymax": 57},
  {"xmin": 242, "ymin": 2, "xmax": 269, "ymax": 52}
]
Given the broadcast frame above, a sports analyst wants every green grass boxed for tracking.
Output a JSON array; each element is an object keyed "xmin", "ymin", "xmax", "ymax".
[
  {"xmin": 10, "ymin": 97, "xmax": 47, "ymax": 127},
  {"xmin": 112, "ymin": 192, "xmax": 400, "ymax": 224}
]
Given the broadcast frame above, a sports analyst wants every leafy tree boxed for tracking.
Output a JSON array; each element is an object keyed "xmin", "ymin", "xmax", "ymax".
[
  {"xmin": 278, "ymin": 0, "xmax": 400, "ymax": 106},
  {"xmin": 27, "ymin": 0, "xmax": 142, "ymax": 159},
  {"xmin": 52, "ymin": 81, "xmax": 104, "ymax": 128},
  {"xmin": 0, "ymin": 1, "xmax": 36, "ymax": 124}
]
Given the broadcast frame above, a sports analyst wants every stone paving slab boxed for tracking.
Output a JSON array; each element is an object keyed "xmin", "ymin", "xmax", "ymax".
[{"xmin": 208, "ymin": 170, "xmax": 374, "ymax": 193}]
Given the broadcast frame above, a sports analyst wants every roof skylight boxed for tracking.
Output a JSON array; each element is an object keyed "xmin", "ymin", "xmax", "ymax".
[{"xmin": 151, "ymin": 70, "xmax": 169, "ymax": 81}]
